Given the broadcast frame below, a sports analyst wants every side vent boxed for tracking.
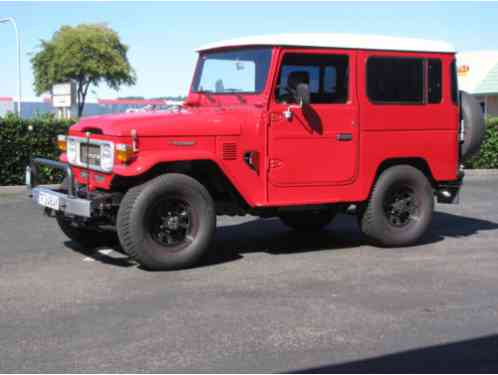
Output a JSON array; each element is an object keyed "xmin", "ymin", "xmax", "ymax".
[{"xmin": 222, "ymin": 143, "xmax": 237, "ymax": 160}]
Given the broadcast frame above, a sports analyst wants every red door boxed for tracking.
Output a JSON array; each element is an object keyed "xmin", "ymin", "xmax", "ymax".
[{"xmin": 268, "ymin": 49, "xmax": 359, "ymax": 203}]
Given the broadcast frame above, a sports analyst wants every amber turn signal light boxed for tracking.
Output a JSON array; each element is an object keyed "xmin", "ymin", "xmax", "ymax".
[
  {"xmin": 57, "ymin": 135, "xmax": 67, "ymax": 152},
  {"xmin": 115, "ymin": 143, "xmax": 134, "ymax": 163}
]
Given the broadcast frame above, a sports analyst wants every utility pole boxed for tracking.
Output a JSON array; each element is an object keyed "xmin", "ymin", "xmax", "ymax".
[{"xmin": 0, "ymin": 17, "xmax": 21, "ymax": 117}]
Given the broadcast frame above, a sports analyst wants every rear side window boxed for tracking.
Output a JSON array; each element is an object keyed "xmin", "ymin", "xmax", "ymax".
[
  {"xmin": 367, "ymin": 57, "xmax": 424, "ymax": 103},
  {"xmin": 428, "ymin": 59, "xmax": 442, "ymax": 103},
  {"xmin": 451, "ymin": 59, "xmax": 459, "ymax": 104}
]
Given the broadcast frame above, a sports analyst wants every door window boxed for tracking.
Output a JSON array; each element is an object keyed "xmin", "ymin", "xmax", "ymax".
[{"xmin": 276, "ymin": 53, "xmax": 349, "ymax": 104}]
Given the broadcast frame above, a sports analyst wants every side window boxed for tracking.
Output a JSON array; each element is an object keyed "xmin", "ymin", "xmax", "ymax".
[
  {"xmin": 367, "ymin": 57, "xmax": 424, "ymax": 103},
  {"xmin": 451, "ymin": 59, "xmax": 459, "ymax": 105},
  {"xmin": 323, "ymin": 66, "xmax": 338, "ymax": 94},
  {"xmin": 428, "ymin": 59, "xmax": 442, "ymax": 103},
  {"xmin": 276, "ymin": 53, "xmax": 349, "ymax": 104},
  {"xmin": 279, "ymin": 65, "xmax": 320, "ymax": 95}
]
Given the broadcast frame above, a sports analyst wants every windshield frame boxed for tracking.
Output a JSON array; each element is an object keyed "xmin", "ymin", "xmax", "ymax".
[{"xmin": 191, "ymin": 47, "xmax": 273, "ymax": 95}]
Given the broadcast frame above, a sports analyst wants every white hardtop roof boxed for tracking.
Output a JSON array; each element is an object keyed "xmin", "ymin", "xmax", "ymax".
[{"xmin": 198, "ymin": 33, "xmax": 455, "ymax": 54}]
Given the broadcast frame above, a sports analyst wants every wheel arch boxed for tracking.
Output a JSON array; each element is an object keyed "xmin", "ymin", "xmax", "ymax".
[
  {"xmin": 369, "ymin": 157, "xmax": 437, "ymax": 196},
  {"xmin": 111, "ymin": 159, "xmax": 250, "ymax": 214}
]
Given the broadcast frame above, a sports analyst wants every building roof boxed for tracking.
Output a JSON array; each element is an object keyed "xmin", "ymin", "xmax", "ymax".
[
  {"xmin": 457, "ymin": 51, "xmax": 498, "ymax": 95},
  {"xmin": 0, "ymin": 97, "xmax": 13, "ymax": 102},
  {"xmin": 198, "ymin": 33, "xmax": 455, "ymax": 53}
]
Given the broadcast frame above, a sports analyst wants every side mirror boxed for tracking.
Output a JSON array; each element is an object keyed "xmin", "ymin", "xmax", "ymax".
[{"xmin": 295, "ymin": 83, "xmax": 310, "ymax": 107}]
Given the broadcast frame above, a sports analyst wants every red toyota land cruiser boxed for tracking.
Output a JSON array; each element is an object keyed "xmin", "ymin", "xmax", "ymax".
[{"xmin": 28, "ymin": 34, "xmax": 484, "ymax": 270}]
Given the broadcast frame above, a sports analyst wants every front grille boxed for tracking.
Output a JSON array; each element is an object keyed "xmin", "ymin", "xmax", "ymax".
[{"xmin": 80, "ymin": 143, "xmax": 101, "ymax": 167}]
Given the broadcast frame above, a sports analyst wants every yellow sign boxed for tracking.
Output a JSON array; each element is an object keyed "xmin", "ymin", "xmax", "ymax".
[{"xmin": 458, "ymin": 65, "xmax": 470, "ymax": 77}]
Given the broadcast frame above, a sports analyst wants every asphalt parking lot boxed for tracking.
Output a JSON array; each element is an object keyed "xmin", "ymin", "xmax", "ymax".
[{"xmin": 1, "ymin": 175, "xmax": 498, "ymax": 372}]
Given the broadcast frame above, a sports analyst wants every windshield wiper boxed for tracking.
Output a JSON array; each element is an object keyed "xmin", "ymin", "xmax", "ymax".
[
  {"xmin": 224, "ymin": 89, "xmax": 246, "ymax": 104},
  {"xmin": 197, "ymin": 90, "xmax": 216, "ymax": 103}
]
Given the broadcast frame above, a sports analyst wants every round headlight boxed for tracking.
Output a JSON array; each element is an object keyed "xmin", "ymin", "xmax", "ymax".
[
  {"xmin": 67, "ymin": 138, "xmax": 77, "ymax": 164},
  {"xmin": 101, "ymin": 143, "xmax": 114, "ymax": 172}
]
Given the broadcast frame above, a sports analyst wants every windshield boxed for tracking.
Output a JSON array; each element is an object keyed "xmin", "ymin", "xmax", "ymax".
[{"xmin": 192, "ymin": 47, "xmax": 272, "ymax": 94}]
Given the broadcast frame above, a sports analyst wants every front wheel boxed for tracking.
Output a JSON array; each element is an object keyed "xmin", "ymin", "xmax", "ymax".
[
  {"xmin": 116, "ymin": 174, "xmax": 216, "ymax": 270},
  {"xmin": 359, "ymin": 165, "xmax": 434, "ymax": 247}
]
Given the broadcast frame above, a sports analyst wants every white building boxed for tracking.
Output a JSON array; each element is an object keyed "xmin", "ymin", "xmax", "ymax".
[
  {"xmin": 0, "ymin": 97, "xmax": 14, "ymax": 117},
  {"xmin": 457, "ymin": 51, "xmax": 498, "ymax": 117}
]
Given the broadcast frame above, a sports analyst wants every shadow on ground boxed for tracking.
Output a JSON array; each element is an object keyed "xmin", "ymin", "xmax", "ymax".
[
  {"xmin": 63, "ymin": 211, "xmax": 498, "ymax": 269},
  {"xmin": 64, "ymin": 240, "xmax": 136, "ymax": 268},
  {"xmin": 288, "ymin": 334, "xmax": 498, "ymax": 373}
]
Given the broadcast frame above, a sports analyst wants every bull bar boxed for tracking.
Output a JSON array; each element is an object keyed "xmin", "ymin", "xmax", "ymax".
[{"xmin": 26, "ymin": 158, "xmax": 95, "ymax": 218}]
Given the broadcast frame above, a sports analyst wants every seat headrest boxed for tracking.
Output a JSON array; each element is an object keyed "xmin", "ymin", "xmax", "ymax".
[{"xmin": 287, "ymin": 71, "xmax": 310, "ymax": 90}]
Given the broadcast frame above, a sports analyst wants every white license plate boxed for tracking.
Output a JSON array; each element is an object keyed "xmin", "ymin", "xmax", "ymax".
[{"xmin": 38, "ymin": 191, "xmax": 60, "ymax": 210}]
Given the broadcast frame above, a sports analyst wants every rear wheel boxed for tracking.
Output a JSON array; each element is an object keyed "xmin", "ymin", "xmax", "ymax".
[
  {"xmin": 116, "ymin": 174, "xmax": 216, "ymax": 270},
  {"xmin": 359, "ymin": 165, "xmax": 434, "ymax": 246},
  {"xmin": 279, "ymin": 209, "xmax": 336, "ymax": 231}
]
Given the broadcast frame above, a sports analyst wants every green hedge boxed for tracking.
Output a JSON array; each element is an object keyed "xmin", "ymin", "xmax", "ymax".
[
  {"xmin": 0, "ymin": 114, "xmax": 497, "ymax": 186},
  {"xmin": 464, "ymin": 117, "xmax": 498, "ymax": 169},
  {"xmin": 0, "ymin": 113, "xmax": 74, "ymax": 186}
]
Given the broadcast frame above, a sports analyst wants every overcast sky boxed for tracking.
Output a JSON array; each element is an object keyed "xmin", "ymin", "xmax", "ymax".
[{"xmin": 1, "ymin": 1, "xmax": 497, "ymax": 101}]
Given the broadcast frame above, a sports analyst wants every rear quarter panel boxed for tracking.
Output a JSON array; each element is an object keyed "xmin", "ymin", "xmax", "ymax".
[{"xmin": 356, "ymin": 50, "xmax": 459, "ymax": 199}]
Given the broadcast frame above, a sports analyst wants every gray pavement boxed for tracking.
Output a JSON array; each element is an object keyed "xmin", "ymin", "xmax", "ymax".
[{"xmin": 1, "ymin": 176, "xmax": 498, "ymax": 372}]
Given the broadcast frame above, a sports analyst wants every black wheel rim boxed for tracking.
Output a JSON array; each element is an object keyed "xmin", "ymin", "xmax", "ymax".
[
  {"xmin": 148, "ymin": 198, "xmax": 195, "ymax": 248},
  {"xmin": 383, "ymin": 186, "xmax": 418, "ymax": 228}
]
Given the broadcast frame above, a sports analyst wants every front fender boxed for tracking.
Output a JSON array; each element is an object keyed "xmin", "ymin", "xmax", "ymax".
[{"xmin": 113, "ymin": 149, "xmax": 217, "ymax": 177}]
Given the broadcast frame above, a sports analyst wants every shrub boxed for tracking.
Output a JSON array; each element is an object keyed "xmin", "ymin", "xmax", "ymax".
[
  {"xmin": 464, "ymin": 117, "xmax": 498, "ymax": 169},
  {"xmin": 0, "ymin": 114, "xmax": 497, "ymax": 187},
  {"xmin": 0, "ymin": 113, "xmax": 74, "ymax": 185}
]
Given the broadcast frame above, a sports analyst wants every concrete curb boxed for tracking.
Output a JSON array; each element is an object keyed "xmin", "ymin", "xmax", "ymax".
[
  {"xmin": 464, "ymin": 169, "xmax": 498, "ymax": 176},
  {"xmin": 1, "ymin": 169, "xmax": 498, "ymax": 193},
  {"xmin": 0, "ymin": 184, "xmax": 59, "ymax": 194}
]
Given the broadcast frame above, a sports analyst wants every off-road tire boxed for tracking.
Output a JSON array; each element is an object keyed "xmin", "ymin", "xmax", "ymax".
[
  {"xmin": 280, "ymin": 209, "xmax": 336, "ymax": 231},
  {"xmin": 460, "ymin": 91, "xmax": 485, "ymax": 161},
  {"xmin": 116, "ymin": 173, "xmax": 216, "ymax": 270},
  {"xmin": 359, "ymin": 165, "xmax": 434, "ymax": 247}
]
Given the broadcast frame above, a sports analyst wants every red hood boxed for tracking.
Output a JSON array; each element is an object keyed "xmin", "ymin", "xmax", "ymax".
[{"xmin": 70, "ymin": 106, "xmax": 254, "ymax": 137}]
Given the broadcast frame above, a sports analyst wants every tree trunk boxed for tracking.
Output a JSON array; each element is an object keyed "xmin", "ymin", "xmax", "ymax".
[
  {"xmin": 76, "ymin": 81, "xmax": 90, "ymax": 117},
  {"xmin": 77, "ymin": 82, "xmax": 83, "ymax": 117}
]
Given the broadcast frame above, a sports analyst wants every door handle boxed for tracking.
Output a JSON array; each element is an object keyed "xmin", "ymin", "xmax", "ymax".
[{"xmin": 336, "ymin": 133, "xmax": 353, "ymax": 141}]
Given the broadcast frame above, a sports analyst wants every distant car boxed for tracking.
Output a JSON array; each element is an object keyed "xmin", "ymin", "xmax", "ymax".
[{"xmin": 28, "ymin": 33, "xmax": 484, "ymax": 270}]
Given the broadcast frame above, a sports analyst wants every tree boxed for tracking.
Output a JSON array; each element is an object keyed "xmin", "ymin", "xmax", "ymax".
[{"xmin": 31, "ymin": 23, "xmax": 136, "ymax": 116}]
